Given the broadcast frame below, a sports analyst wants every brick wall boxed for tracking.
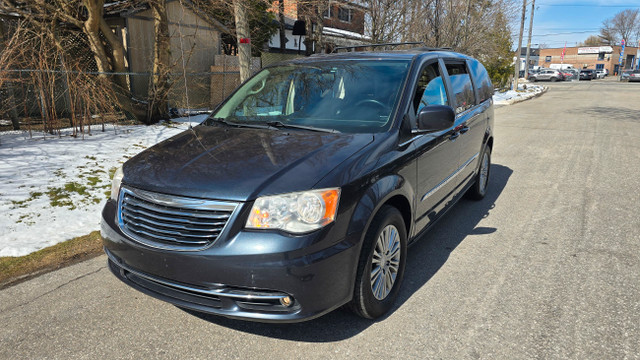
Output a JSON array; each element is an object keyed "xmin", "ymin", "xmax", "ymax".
[
  {"xmin": 539, "ymin": 46, "xmax": 639, "ymax": 74},
  {"xmin": 321, "ymin": 3, "xmax": 365, "ymax": 34}
]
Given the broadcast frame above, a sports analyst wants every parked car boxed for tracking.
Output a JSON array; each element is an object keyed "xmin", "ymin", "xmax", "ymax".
[
  {"xmin": 579, "ymin": 69, "xmax": 597, "ymax": 80},
  {"xmin": 561, "ymin": 69, "xmax": 579, "ymax": 81},
  {"xmin": 627, "ymin": 69, "xmax": 640, "ymax": 82},
  {"xmin": 620, "ymin": 70, "xmax": 632, "ymax": 81},
  {"xmin": 528, "ymin": 68, "xmax": 565, "ymax": 82},
  {"xmin": 596, "ymin": 69, "xmax": 606, "ymax": 79},
  {"xmin": 101, "ymin": 47, "xmax": 495, "ymax": 322}
]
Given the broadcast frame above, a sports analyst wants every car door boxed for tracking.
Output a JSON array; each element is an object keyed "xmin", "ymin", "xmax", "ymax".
[
  {"xmin": 411, "ymin": 59, "xmax": 461, "ymax": 233},
  {"xmin": 459, "ymin": 59, "xmax": 490, "ymax": 182},
  {"xmin": 439, "ymin": 60, "xmax": 483, "ymax": 192}
]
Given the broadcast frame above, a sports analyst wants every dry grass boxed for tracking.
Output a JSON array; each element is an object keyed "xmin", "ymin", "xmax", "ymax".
[{"xmin": 0, "ymin": 231, "xmax": 103, "ymax": 289}]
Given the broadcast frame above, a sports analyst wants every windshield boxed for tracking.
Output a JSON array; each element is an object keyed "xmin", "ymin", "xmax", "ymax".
[{"xmin": 211, "ymin": 60, "xmax": 410, "ymax": 133}]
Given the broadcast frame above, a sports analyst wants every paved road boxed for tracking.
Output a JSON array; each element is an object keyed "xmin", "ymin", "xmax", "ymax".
[{"xmin": 2, "ymin": 79, "xmax": 639, "ymax": 359}]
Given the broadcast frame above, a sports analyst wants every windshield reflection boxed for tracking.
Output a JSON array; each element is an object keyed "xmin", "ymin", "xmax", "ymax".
[{"xmin": 212, "ymin": 60, "xmax": 410, "ymax": 133}]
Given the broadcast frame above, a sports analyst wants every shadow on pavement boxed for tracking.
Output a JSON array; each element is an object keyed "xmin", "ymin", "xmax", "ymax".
[{"xmin": 183, "ymin": 164, "xmax": 513, "ymax": 342}]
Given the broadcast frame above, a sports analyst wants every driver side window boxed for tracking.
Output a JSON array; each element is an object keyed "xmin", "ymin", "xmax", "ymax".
[{"xmin": 413, "ymin": 62, "xmax": 449, "ymax": 115}]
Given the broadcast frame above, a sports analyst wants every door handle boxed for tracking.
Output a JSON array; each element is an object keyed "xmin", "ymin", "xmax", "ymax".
[
  {"xmin": 449, "ymin": 132, "xmax": 460, "ymax": 141},
  {"xmin": 459, "ymin": 126, "xmax": 470, "ymax": 134}
]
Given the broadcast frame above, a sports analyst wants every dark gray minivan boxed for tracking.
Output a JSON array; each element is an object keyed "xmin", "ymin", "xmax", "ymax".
[{"xmin": 102, "ymin": 48, "xmax": 495, "ymax": 322}]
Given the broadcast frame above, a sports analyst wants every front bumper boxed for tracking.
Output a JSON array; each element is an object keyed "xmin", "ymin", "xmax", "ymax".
[{"xmin": 101, "ymin": 200, "xmax": 360, "ymax": 323}]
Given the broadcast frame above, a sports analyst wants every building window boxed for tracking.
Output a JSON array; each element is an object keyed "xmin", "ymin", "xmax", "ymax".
[
  {"xmin": 323, "ymin": 4, "xmax": 332, "ymax": 18},
  {"xmin": 598, "ymin": 52, "xmax": 605, "ymax": 60},
  {"xmin": 338, "ymin": 7, "xmax": 353, "ymax": 22},
  {"xmin": 545, "ymin": 56, "xmax": 551, "ymax": 62},
  {"xmin": 596, "ymin": 64, "xmax": 604, "ymax": 70}
]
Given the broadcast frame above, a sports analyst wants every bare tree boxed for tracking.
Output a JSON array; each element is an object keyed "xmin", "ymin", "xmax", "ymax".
[
  {"xmin": 0, "ymin": 0, "xmax": 175, "ymax": 123},
  {"xmin": 600, "ymin": 9, "xmax": 640, "ymax": 45},
  {"xmin": 579, "ymin": 35, "xmax": 607, "ymax": 47}
]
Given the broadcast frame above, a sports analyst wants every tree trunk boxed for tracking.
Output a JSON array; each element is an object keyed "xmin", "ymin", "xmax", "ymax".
[
  {"xmin": 82, "ymin": 0, "xmax": 110, "ymax": 74},
  {"xmin": 149, "ymin": 0, "xmax": 171, "ymax": 123},
  {"xmin": 278, "ymin": 0, "xmax": 286, "ymax": 53},
  {"xmin": 304, "ymin": 15, "xmax": 314, "ymax": 56},
  {"xmin": 99, "ymin": 18, "xmax": 128, "ymax": 91},
  {"xmin": 313, "ymin": 6, "xmax": 324, "ymax": 54},
  {"xmin": 234, "ymin": 0, "xmax": 252, "ymax": 82},
  {"xmin": 0, "ymin": 20, "xmax": 20, "ymax": 130}
]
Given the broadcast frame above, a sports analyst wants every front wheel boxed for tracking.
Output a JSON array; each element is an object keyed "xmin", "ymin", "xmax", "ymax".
[
  {"xmin": 349, "ymin": 206, "xmax": 407, "ymax": 319},
  {"xmin": 550, "ymin": 77, "xmax": 557, "ymax": 82},
  {"xmin": 467, "ymin": 146, "xmax": 491, "ymax": 200}
]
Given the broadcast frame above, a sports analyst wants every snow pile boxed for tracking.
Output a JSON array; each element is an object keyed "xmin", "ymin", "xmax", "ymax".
[
  {"xmin": 0, "ymin": 115, "xmax": 207, "ymax": 257},
  {"xmin": 492, "ymin": 84, "xmax": 546, "ymax": 106}
]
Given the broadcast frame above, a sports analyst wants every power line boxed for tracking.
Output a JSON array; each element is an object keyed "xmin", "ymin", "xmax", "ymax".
[{"xmin": 537, "ymin": 3, "xmax": 639, "ymax": 7}]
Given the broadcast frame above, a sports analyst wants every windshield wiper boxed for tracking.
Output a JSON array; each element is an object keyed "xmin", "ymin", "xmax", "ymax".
[
  {"xmin": 207, "ymin": 117, "xmax": 275, "ymax": 130},
  {"xmin": 264, "ymin": 121, "xmax": 340, "ymax": 134}
]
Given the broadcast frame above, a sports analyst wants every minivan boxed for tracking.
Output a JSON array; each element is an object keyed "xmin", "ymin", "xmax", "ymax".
[{"xmin": 102, "ymin": 47, "xmax": 495, "ymax": 322}]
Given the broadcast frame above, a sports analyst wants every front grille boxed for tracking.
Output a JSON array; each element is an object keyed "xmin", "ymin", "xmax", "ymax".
[{"xmin": 117, "ymin": 186, "xmax": 238, "ymax": 250}]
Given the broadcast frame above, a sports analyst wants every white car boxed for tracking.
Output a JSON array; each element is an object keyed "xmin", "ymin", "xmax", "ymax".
[{"xmin": 596, "ymin": 70, "xmax": 607, "ymax": 79}]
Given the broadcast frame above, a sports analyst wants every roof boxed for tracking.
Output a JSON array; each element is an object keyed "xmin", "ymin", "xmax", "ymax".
[
  {"xmin": 275, "ymin": 48, "xmax": 469, "ymax": 66},
  {"xmin": 103, "ymin": 0, "xmax": 229, "ymax": 33}
]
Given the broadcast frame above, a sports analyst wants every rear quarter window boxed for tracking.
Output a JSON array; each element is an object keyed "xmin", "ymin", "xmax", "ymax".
[{"xmin": 468, "ymin": 59, "xmax": 494, "ymax": 103}]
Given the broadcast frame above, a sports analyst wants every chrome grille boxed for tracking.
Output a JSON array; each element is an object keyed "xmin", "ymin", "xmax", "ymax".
[{"xmin": 117, "ymin": 187, "xmax": 238, "ymax": 250}]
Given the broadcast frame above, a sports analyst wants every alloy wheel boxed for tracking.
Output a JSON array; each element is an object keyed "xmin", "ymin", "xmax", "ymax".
[{"xmin": 370, "ymin": 225, "xmax": 401, "ymax": 300}]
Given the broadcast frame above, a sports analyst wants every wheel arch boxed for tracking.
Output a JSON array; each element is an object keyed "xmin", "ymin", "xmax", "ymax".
[{"xmin": 347, "ymin": 174, "xmax": 414, "ymax": 254}]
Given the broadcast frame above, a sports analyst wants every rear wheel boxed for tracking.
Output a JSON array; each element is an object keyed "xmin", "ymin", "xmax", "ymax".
[
  {"xmin": 467, "ymin": 146, "xmax": 491, "ymax": 200},
  {"xmin": 349, "ymin": 206, "xmax": 407, "ymax": 319},
  {"xmin": 550, "ymin": 77, "xmax": 557, "ymax": 82}
]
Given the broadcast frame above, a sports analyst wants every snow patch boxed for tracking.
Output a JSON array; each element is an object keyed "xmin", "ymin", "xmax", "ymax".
[
  {"xmin": 0, "ymin": 115, "xmax": 207, "ymax": 257},
  {"xmin": 492, "ymin": 84, "xmax": 546, "ymax": 106}
]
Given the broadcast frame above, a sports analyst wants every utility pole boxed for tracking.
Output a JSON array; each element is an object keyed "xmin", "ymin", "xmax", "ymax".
[
  {"xmin": 524, "ymin": 0, "xmax": 536, "ymax": 79},
  {"xmin": 514, "ymin": 0, "xmax": 527, "ymax": 90},
  {"xmin": 233, "ymin": 0, "xmax": 251, "ymax": 82}
]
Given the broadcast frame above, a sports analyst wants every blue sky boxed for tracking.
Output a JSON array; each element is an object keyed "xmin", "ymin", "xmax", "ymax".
[{"xmin": 515, "ymin": 0, "xmax": 640, "ymax": 49}]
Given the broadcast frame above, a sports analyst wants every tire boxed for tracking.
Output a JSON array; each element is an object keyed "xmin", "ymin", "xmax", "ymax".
[
  {"xmin": 349, "ymin": 205, "xmax": 407, "ymax": 319},
  {"xmin": 550, "ymin": 77, "xmax": 557, "ymax": 82},
  {"xmin": 467, "ymin": 146, "xmax": 491, "ymax": 200},
  {"xmin": 530, "ymin": 77, "xmax": 536, "ymax": 82}
]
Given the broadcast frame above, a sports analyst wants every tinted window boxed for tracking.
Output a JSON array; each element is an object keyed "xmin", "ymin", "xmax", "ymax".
[
  {"xmin": 468, "ymin": 59, "xmax": 493, "ymax": 103},
  {"xmin": 445, "ymin": 62, "xmax": 475, "ymax": 114},
  {"xmin": 413, "ymin": 62, "xmax": 448, "ymax": 114}
]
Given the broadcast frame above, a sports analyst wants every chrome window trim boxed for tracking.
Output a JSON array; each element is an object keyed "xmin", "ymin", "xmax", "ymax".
[
  {"xmin": 421, "ymin": 152, "xmax": 479, "ymax": 202},
  {"xmin": 117, "ymin": 186, "xmax": 240, "ymax": 252}
]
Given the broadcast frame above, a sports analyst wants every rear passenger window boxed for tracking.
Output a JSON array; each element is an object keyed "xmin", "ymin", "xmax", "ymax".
[
  {"xmin": 444, "ymin": 62, "xmax": 475, "ymax": 114},
  {"xmin": 413, "ymin": 62, "xmax": 448, "ymax": 114},
  {"xmin": 468, "ymin": 59, "xmax": 494, "ymax": 103}
]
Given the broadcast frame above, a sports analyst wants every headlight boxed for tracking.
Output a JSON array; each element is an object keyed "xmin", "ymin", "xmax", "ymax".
[
  {"xmin": 110, "ymin": 166, "xmax": 124, "ymax": 201},
  {"xmin": 246, "ymin": 188, "xmax": 340, "ymax": 234}
]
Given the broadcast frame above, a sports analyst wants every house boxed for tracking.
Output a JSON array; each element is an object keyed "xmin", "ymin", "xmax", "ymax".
[
  {"xmin": 267, "ymin": 0, "xmax": 369, "ymax": 56},
  {"xmin": 104, "ymin": 0, "xmax": 228, "ymax": 109}
]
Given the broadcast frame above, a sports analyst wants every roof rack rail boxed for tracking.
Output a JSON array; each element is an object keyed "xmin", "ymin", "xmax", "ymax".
[{"xmin": 331, "ymin": 42, "xmax": 452, "ymax": 53}]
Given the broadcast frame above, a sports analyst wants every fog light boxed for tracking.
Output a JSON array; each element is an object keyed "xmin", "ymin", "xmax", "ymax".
[{"xmin": 280, "ymin": 296, "xmax": 293, "ymax": 307}]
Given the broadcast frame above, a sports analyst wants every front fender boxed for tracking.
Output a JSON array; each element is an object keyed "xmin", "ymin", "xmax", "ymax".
[{"xmin": 347, "ymin": 174, "xmax": 414, "ymax": 251}]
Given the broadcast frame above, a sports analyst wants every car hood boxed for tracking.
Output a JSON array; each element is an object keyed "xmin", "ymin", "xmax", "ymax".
[{"xmin": 122, "ymin": 125, "xmax": 373, "ymax": 201}]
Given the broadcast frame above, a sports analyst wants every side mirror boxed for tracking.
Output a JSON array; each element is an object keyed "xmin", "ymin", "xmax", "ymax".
[{"xmin": 416, "ymin": 105, "xmax": 455, "ymax": 132}]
